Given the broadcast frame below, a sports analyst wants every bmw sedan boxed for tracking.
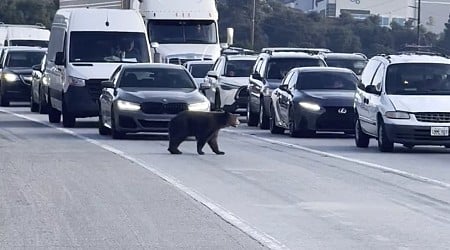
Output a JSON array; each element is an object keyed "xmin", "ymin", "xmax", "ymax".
[
  {"xmin": 99, "ymin": 63, "xmax": 211, "ymax": 139},
  {"xmin": 270, "ymin": 67, "xmax": 358, "ymax": 137}
]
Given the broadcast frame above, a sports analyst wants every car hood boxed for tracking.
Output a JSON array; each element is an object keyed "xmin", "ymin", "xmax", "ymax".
[
  {"xmin": 68, "ymin": 63, "xmax": 122, "ymax": 80},
  {"xmin": 221, "ymin": 77, "xmax": 249, "ymax": 87},
  {"xmin": 118, "ymin": 88, "xmax": 206, "ymax": 103},
  {"xmin": 300, "ymin": 90, "xmax": 355, "ymax": 106},
  {"xmin": 389, "ymin": 95, "xmax": 450, "ymax": 112},
  {"xmin": 4, "ymin": 68, "xmax": 33, "ymax": 75}
]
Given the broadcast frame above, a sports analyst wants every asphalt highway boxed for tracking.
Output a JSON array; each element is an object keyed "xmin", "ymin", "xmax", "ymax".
[{"xmin": 1, "ymin": 105, "xmax": 449, "ymax": 249}]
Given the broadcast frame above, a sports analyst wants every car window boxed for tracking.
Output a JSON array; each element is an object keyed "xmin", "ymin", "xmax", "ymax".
[
  {"xmin": 254, "ymin": 58, "xmax": 264, "ymax": 74},
  {"xmin": 266, "ymin": 58, "xmax": 326, "ymax": 80},
  {"xmin": 385, "ymin": 63, "xmax": 450, "ymax": 95},
  {"xmin": 371, "ymin": 64, "xmax": 385, "ymax": 92},
  {"xmin": 325, "ymin": 59, "xmax": 367, "ymax": 75},
  {"xmin": 6, "ymin": 51, "xmax": 46, "ymax": 68},
  {"xmin": 224, "ymin": 59, "xmax": 256, "ymax": 77},
  {"xmin": 296, "ymin": 71, "xmax": 358, "ymax": 90},
  {"xmin": 119, "ymin": 68, "xmax": 196, "ymax": 89},
  {"xmin": 360, "ymin": 59, "xmax": 381, "ymax": 87},
  {"xmin": 189, "ymin": 63, "xmax": 213, "ymax": 78}
]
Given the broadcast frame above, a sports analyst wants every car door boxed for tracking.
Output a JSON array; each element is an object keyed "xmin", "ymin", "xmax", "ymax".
[
  {"xmin": 100, "ymin": 66, "xmax": 121, "ymax": 126},
  {"xmin": 276, "ymin": 71, "xmax": 294, "ymax": 126},
  {"xmin": 356, "ymin": 59, "xmax": 381, "ymax": 134}
]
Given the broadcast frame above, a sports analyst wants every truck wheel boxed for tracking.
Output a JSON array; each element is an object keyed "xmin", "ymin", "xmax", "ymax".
[
  {"xmin": 30, "ymin": 94, "xmax": 39, "ymax": 112},
  {"xmin": 48, "ymin": 95, "xmax": 61, "ymax": 123}
]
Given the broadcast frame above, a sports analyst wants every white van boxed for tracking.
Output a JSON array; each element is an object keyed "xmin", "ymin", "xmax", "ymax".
[
  {"xmin": 0, "ymin": 23, "xmax": 50, "ymax": 47},
  {"xmin": 45, "ymin": 8, "xmax": 151, "ymax": 127}
]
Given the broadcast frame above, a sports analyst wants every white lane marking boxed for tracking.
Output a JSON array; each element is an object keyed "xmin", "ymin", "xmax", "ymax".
[
  {"xmin": 224, "ymin": 129, "xmax": 450, "ymax": 189},
  {"xmin": 0, "ymin": 109, "xmax": 288, "ymax": 250}
]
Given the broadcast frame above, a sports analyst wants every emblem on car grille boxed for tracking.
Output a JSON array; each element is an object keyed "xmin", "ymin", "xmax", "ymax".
[
  {"xmin": 338, "ymin": 108, "xmax": 347, "ymax": 114},
  {"xmin": 162, "ymin": 98, "xmax": 168, "ymax": 103}
]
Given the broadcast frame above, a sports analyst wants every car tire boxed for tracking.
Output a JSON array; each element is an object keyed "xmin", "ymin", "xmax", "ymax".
[
  {"xmin": 259, "ymin": 102, "xmax": 270, "ymax": 130},
  {"xmin": 111, "ymin": 110, "xmax": 125, "ymax": 139},
  {"xmin": 48, "ymin": 94, "xmax": 61, "ymax": 123},
  {"xmin": 213, "ymin": 90, "xmax": 221, "ymax": 111},
  {"xmin": 355, "ymin": 118, "xmax": 370, "ymax": 148},
  {"xmin": 269, "ymin": 105, "xmax": 284, "ymax": 134},
  {"xmin": 30, "ymin": 94, "xmax": 39, "ymax": 112},
  {"xmin": 98, "ymin": 112, "xmax": 111, "ymax": 136},
  {"xmin": 39, "ymin": 88, "xmax": 48, "ymax": 114},
  {"xmin": 377, "ymin": 120, "xmax": 394, "ymax": 152},
  {"xmin": 62, "ymin": 105, "xmax": 76, "ymax": 128},
  {"xmin": 246, "ymin": 100, "xmax": 258, "ymax": 127}
]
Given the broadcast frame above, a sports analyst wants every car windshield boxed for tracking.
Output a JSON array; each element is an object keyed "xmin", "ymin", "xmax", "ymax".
[
  {"xmin": 297, "ymin": 71, "xmax": 358, "ymax": 90},
  {"xmin": 69, "ymin": 32, "xmax": 150, "ymax": 63},
  {"xmin": 225, "ymin": 59, "xmax": 256, "ymax": 77},
  {"xmin": 119, "ymin": 68, "xmax": 196, "ymax": 89},
  {"xmin": 325, "ymin": 59, "xmax": 367, "ymax": 75},
  {"xmin": 9, "ymin": 40, "xmax": 49, "ymax": 47},
  {"xmin": 149, "ymin": 20, "xmax": 217, "ymax": 44},
  {"xmin": 266, "ymin": 58, "xmax": 326, "ymax": 80},
  {"xmin": 6, "ymin": 51, "xmax": 45, "ymax": 68},
  {"xmin": 189, "ymin": 63, "xmax": 213, "ymax": 78},
  {"xmin": 385, "ymin": 63, "xmax": 450, "ymax": 95}
]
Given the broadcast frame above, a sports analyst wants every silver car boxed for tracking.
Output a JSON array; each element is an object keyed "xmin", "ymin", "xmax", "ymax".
[{"xmin": 99, "ymin": 63, "xmax": 211, "ymax": 139}]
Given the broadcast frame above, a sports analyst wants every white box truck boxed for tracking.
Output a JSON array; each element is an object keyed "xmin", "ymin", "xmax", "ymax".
[
  {"xmin": 0, "ymin": 23, "xmax": 50, "ymax": 47},
  {"xmin": 44, "ymin": 8, "xmax": 151, "ymax": 127},
  {"xmin": 59, "ymin": 0, "xmax": 223, "ymax": 64}
]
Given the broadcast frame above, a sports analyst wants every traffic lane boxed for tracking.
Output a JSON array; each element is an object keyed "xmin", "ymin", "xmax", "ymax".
[
  {"xmin": 235, "ymin": 125, "xmax": 450, "ymax": 184},
  {"xmin": 10, "ymin": 111, "xmax": 450, "ymax": 249},
  {"xmin": 0, "ymin": 111, "xmax": 265, "ymax": 249}
]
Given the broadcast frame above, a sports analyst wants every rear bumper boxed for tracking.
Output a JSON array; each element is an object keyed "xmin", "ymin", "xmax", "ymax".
[{"xmin": 384, "ymin": 124, "xmax": 450, "ymax": 145}]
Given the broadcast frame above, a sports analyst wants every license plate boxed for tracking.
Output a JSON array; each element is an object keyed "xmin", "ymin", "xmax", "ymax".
[{"xmin": 431, "ymin": 127, "xmax": 449, "ymax": 136}]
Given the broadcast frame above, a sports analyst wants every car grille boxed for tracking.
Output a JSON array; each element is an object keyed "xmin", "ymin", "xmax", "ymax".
[
  {"xmin": 415, "ymin": 113, "xmax": 450, "ymax": 123},
  {"xmin": 140, "ymin": 102, "xmax": 188, "ymax": 114},
  {"xmin": 85, "ymin": 79, "xmax": 107, "ymax": 101},
  {"xmin": 316, "ymin": 107, "xmax": 355, "ymax": 130}
]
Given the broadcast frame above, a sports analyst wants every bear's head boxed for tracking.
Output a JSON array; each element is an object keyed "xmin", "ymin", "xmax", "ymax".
[{"xmin": 225, "ymin": 111, "xmax": 240, "ymax": 127}]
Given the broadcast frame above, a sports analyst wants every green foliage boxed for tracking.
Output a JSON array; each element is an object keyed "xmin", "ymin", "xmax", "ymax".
[{"xmin": 0, "ymin": 0, "xmax": 56, "ymax": 28}]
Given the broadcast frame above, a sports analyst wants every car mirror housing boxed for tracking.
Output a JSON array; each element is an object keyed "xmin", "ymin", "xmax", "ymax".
[
  {"xmin": 200, "ymin": 81, "xmax": 212, "ymax": 90},
  {"xmin": 101, "ymin": 80, "xmax": 115, "ymax": 89},
  {"xmin": 279, "ymin": 84, "xmax": 289, "ymax": 91},
  {"xmin": 365, "ymin": 85, "xmax": 380, "ymax": 95},
  {"xmin": 55, "ymin": 52, "xmax": 65, "ymax": 66},
  {"xmin": 32, "ymin": 64, "xmax": 41, "ymax": 71},
  {"xmin": 207, "ymin": 70, "xmax": 219, "ymax": 79},
  {"xmin": 251, "ymin": 72, "xmax": 262, "ymax": 80}
]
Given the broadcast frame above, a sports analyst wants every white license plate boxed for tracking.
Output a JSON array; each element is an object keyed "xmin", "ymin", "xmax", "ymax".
[{"xmin": 431, "ymin": 127, "xmax": 449, "ymax": 136}]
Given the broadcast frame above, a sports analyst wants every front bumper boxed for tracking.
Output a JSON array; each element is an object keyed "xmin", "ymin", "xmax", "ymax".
[
  {"xmin": 1, "ymin": 78, "xmax": 31, "ymax": 101},
  {"xmin": 64, "ymin": 80, "xmax": 106, "ymax": 118},
  {"xmin": 294, "ymin": 106, "xmax": 355, "ymax": 133},
  {"xmin": 113, "ymin": 111, "xmax": 177, "ymax": 133},
  {"xmin": 384, "ymin": 124, "xmax": 450, "ymax": 145}
]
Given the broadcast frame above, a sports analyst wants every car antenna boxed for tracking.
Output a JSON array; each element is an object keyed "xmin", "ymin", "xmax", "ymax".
[{"xmin": 105, "ymin": 10, "xmax": 110, "ymax": 27}]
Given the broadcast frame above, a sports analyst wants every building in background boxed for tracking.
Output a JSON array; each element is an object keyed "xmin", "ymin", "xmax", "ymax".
[{"xmin": 286, "ymin": 0, "xmax": 450, "ymax": 34}]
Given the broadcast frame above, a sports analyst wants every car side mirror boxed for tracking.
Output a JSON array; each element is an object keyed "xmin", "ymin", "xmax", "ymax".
[
  {"xmin": 32, "ymin": 64, "xmax": 41, "ymax": 71},
  {"xmin": 101, "ymin": 80, "xmax": 115, "ymax": 89},
  {"xmin": 207, "ymin": 70, "xmax": 219, "ymax": 79},
  {"xmin": 55, "ymin": 52, "xmax": 65, "ymax": 66},
  {"xmin": 279, "ymin": 84, "xmax": 288, "ymax": 91},
  {"xmin": 252, "ymin": 72, "xmax": 262, "ymax": 80},
  {"xmin": 365, "ymin": 85, "xmax": 380, "ymax": 95},
  {"xmin": 200, "ymin": 81, "xmax": 211, "ymax": 90}
]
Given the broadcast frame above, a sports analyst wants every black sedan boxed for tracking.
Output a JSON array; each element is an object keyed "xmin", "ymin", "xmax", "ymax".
[
  {"xmin": 99, "ymin": 63, "xmax": 211, "ymax": 139},
  {"xmin": 270, "ymin": 67, "xmax": 358, "ymax": 137}
]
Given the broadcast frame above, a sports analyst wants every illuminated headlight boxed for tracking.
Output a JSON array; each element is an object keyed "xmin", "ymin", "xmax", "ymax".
[
  {"xmin": 42, "ymin": 76, "xmax": 49, "ymax": 86},
  {"xmin": 188, "ymin": 100, "xmax": 210, "ymax": 111},
  {"xmin": 299, "ymin": 102, "xmax": 321, "ymax": 112},
  {"xmin": 385, "ymin": 111, "xmax": 410, "ymax": 119},
  {"xmin": 3, "ymin": 73, "xmax": 18, "ymax": 82},
  {"xmin": 67, "ymin": 76, "xmax": 85, "ymax": 87},
  {"xmin": 117, "ymin": 100, "xmax": 141, "ymax": 111}
]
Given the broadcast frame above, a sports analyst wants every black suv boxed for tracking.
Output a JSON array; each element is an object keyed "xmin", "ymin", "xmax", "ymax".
[{"xmin": 247, "ymin": 48, "xmax": 327, "ymax": 128}]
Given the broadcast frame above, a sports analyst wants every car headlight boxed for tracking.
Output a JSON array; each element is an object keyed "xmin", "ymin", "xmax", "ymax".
[
  {"xmin": 385, "ymin": 111, "xmax": 410, "ymax": 119},
  {"xmin": 3, "ymin": 73, "xmax": 18, "ymax": 82},
  {"xmin": 188, "ymin": 100, "xmax": 210, "ymax": 111},
  {"xmin": 117, "ymin": 100, "xmax": 141, "ymax": 111},
  {"xmin": 299, "ymin": 102, "xmax": 321, "ymax": 111},
  {"xmin": 67, "ymin": 76, "xmax": 85, "ymax": 87}
]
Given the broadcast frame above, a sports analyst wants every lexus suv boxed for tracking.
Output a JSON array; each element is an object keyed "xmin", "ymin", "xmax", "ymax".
[
  {"xmin": 354, "ymin": 52, "xmax": 450, "ymax": 152},
  {"xmin": 247, "ymin": 48, "xmax": 327, "ymax": 129}
]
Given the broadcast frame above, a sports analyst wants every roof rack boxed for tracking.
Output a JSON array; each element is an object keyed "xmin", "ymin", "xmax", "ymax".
[
  {"xmin": 397, "ymin": 44, "xmax": 449, "ymax": 58},
  {"xmin": 221, "ymin": 46, "xmax": 257, "ymax": 56},
  {"xmin": 261, "ymin": 47, "xmax": 332, "ymax": 55}
]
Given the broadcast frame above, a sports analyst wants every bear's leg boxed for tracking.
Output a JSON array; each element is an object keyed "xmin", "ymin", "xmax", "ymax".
[
  {"xmin": 196, "ymin": 135, "xmax": 209, "ymax": 155},
  {"xmin": 168, "ymin": 135, "xmax": 187, "ymax": 154},
  {"xmin": 208, "ymin": 132, "xmax": 224, "ymax": 155}
]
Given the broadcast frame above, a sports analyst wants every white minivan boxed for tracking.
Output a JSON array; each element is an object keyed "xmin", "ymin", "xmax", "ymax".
[{"xmin": 45, "ymin": 8, "xmax": 151, "ymax": 127}]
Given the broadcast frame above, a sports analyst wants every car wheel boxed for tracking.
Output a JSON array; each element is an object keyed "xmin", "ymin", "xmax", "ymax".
[
  {"xmin": 246, "ymin": 100, "xmax": 258, "ymax": 127},
  {"xmin": 269, "ymin": 105, "xmax": 284, "ymax": 134},
  {"xmin": 98, "ymin": 111, "xmax": 111, "ymax": 136},
  {"xmin": 111, "ymin": 109, "xmax": 125, "ymax": 139},
  {"xmin": 259, "ymin": 102, "xmax": 270, "ymax": 130},
  {"xmin": 377, "ymin": 120, "xmax": 394, "ymax": 152},
  {"xmin": 213, "ymin": 90, "xmax": 221, "ymax": 111},
  {"xmin": 39, "ymin": 88, "xmax": 48, "ymax": 114},
  {"xmin": 30, "ymin": 94, "xmax": 39, "ymax": 112},
  {"xmin": 48, "ymin": 94, "xmax": 61, "ymax": 123},
  {"xmin": 62, "ymin": 104, "xmax": 76, "ymax": 128},
  {"xmin": 355, "ymin": 118, "xmax": 370, "ymax": 148}
]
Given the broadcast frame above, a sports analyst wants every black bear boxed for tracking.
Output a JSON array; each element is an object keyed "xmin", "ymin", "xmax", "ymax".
[{"xmin": 168, "ymin": 110, "xmax": 240, "ymax": 155}]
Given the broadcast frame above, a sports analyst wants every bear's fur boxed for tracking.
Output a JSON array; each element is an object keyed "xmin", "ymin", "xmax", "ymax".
[{"xmin": 168, "ymin": 110, "xmax": 240, "ymax": 155}]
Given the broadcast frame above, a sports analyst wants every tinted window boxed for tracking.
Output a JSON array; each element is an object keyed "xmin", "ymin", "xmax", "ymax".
[
  {"xmin": 9, "ymin": 40, "xmax": 49, "ymax": 48},
  {"xmin": 6, "ymin": 51, "xmax": 45, "ymax": 68},
  {"xmin": 119, "ymin": 68, "xmax": 196, "ymax": 89},
  {"xmin": 385, "ymin": 63, "xmax": 450, "ymax": 95},
  {"xmin": 266, "ymin": 58, "xmax": 325, "ymax": 80},
  {"xmin": 325, "ymin": 59, "xmax": 367, "ymax": 75},
  {"xmin": 149, "ymin": 20, "xmax": 217, "ymax": 44},
  {"xmin": 190, "ymin": 64, "xmax": 212, "ymax": 78},
  {"xmin": 297, "ymin": 71, "xmax": 358, "ymax": 90},
  {"xmin": 69, "ymin": 32, "xmax": 150, "ymax": 63},
  {"xmin": 225, "ymin": 60, "xmax": 256, "ymax": 77}
]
